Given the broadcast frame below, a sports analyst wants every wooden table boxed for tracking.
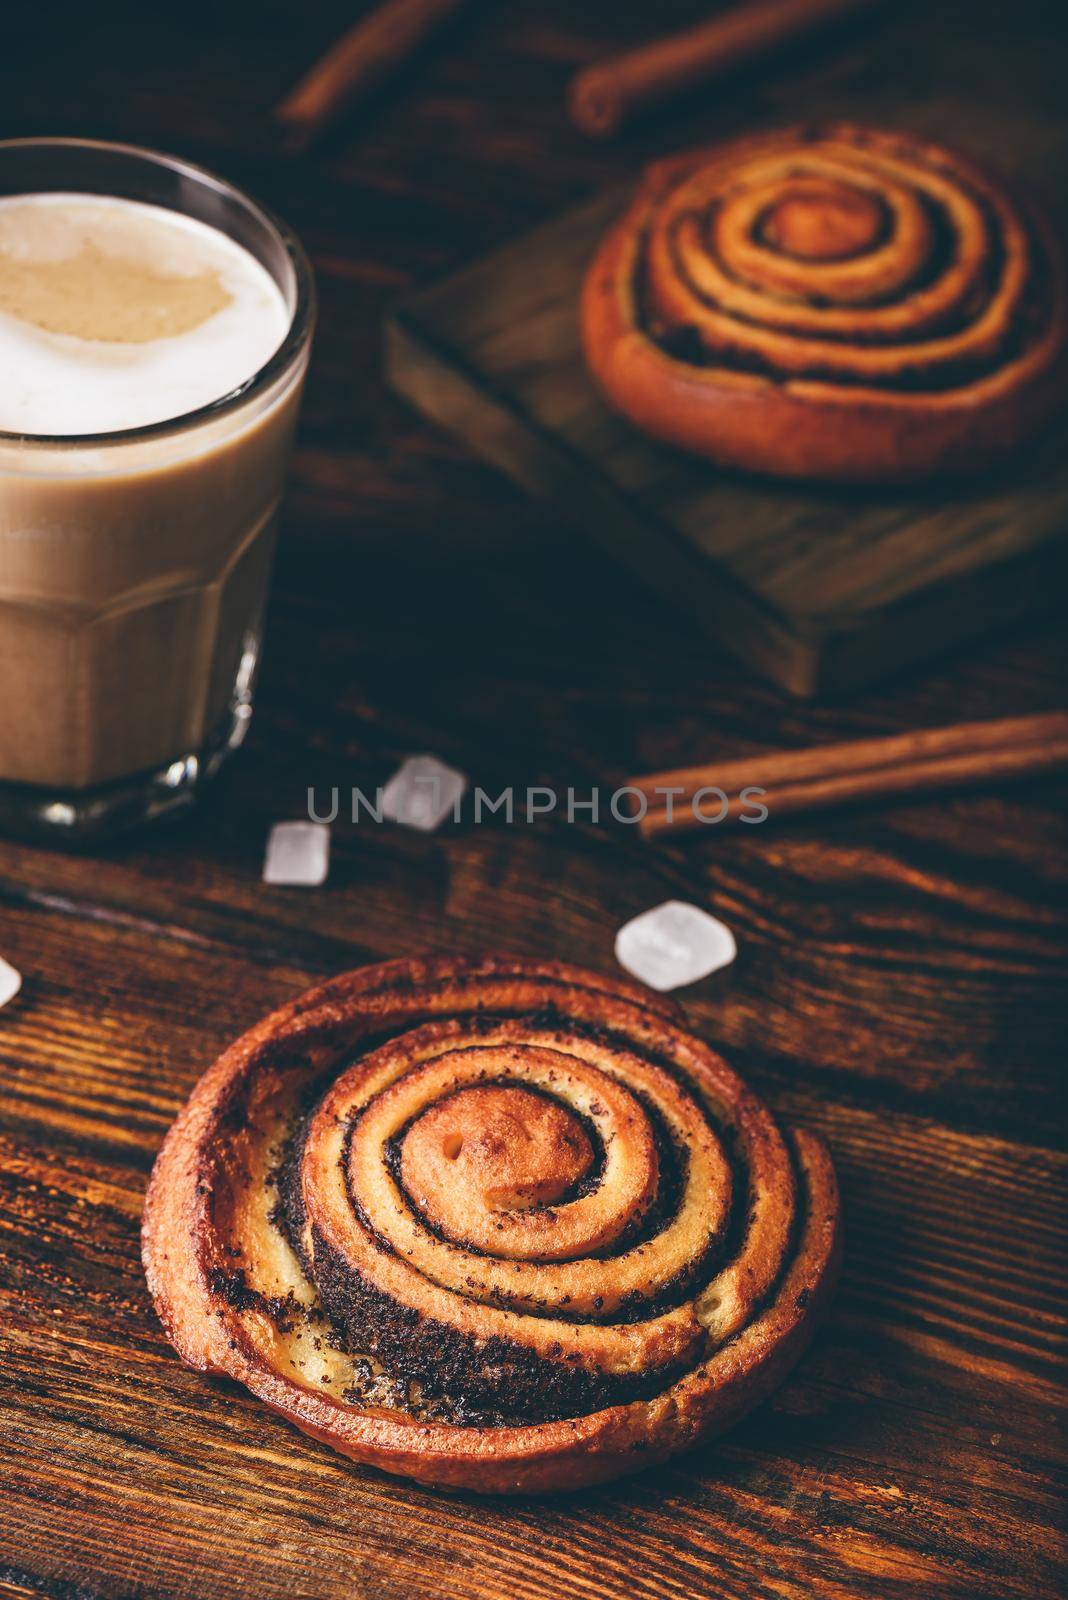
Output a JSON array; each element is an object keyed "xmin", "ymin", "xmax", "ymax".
[{"xmin": 1, "ymin": 3, "xmax": 1065, "ymax": 1597}]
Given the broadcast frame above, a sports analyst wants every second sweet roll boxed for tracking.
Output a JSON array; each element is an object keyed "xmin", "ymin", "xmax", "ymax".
[{"xmin": 279, "ymin": 987, "xmax": 795, "ymax": 1422}]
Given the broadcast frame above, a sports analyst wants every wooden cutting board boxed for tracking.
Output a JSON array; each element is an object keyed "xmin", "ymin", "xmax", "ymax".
[{"xmin": 386, "ymin": 195, "xmax": 1068, "ymax": 699}]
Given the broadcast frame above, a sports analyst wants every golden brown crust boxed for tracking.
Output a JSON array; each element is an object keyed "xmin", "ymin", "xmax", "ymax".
[
  {"xmin": 143, "ymin": 955, "xmax": 840, "ymax": 1493},
  {"xmin": 581, "ymin": 123, "xmax": 1068, "ymax": 482}
]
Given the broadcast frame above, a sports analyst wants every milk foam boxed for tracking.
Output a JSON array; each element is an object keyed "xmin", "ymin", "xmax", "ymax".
[{"xmin": 0, "ymin": 194, "xmax": 291, "ymax": 435}]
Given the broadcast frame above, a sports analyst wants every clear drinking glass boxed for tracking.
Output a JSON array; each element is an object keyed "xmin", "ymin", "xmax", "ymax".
[{"xmin": 0, "ymin": 138, "xmax": 315, "ymax": 840}]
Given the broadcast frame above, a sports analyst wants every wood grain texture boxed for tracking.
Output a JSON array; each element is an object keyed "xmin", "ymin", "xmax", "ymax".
[{"xmin": 0, "ymin": 0, "xmax": 1066, "ymax": 1596}]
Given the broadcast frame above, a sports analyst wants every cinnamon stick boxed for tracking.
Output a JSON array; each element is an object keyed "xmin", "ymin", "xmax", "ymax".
[
  {"xmin": 627, "ymin": 712, "xmax": 1068, "ymax": 839},
  {"xmin": 569, "ymin": 0, "xmax": 880, "ymax": 140},
  {"xmin": 276, "ymin": 0, "xmax": 472, "ymax": 147}
]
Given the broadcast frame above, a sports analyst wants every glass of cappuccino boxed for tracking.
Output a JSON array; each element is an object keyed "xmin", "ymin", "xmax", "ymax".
[{"xmin": 0, "ymin": 138, "xmax": 315, "ymax": 840}]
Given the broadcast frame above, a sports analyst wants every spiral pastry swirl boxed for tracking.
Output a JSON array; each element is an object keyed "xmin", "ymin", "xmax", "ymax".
[
  {"xmin": 581, "ymin": 124, "xmax": 1067, "ymax": 481},
  {"xmin": 143, "ymin": 956, "xmax": 839, "ymax": 1492}
]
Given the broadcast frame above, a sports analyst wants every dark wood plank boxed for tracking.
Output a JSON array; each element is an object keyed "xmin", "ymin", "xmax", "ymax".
[
  {"xmin": 386, "ymin": 7, "xmax": 1068, "ymax": 696},
  {"xmin": 0, "ymin": 919, "xmax": 1063, "ymax": 1600},
  {"xmin": 0, "ymin": 750, "xmax": 1066, "ymax": 1146}
]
